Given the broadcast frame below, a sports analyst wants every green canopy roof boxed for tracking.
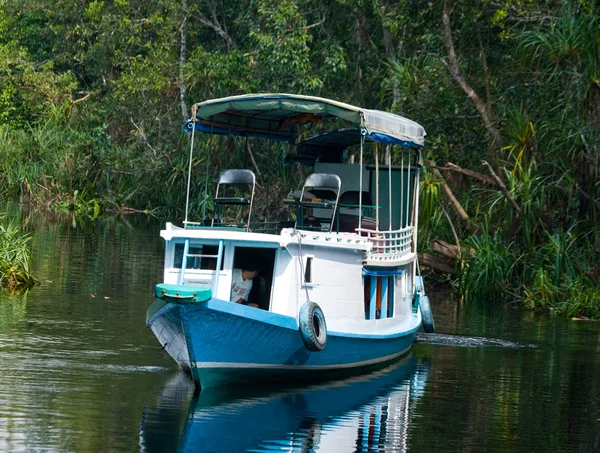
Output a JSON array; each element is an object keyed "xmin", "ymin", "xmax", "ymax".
[{"xmin": 186, "ymin": 94, "xmax": 426, "ymax": 147}]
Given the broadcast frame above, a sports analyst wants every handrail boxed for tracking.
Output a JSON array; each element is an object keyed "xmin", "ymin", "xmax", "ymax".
[
  {"xmin": 185, "ymin": 253, "xmax": 220, "ymax": 258},
  {"xmin": 357, "ymin": 226, "xmax": 414, "ymax": 257}
]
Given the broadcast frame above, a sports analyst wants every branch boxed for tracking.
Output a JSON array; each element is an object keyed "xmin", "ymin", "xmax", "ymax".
[
  {"xmin": 353, "ymin": 9, "xmax": 378, "ymax": 52},
  {"xmin": 195, "ymin": 3, "xmax": 236, "ymax": 50},
  {"xmin": 581, "ymin": 133, "xmax": 599, "ymax": 164},
  {"xmin": 245, "ymin": 140, "xmax": 263, "ymax": 188},
  {"xmin": 430, "ymin": 162, "xmax": 499, "ymax": 187},
  {"xmin": 302, "ymin": 15, "xmax": 325, "ymax": 30},
  {"xmin": 476, "ymin": 25, "xmax": 493, "ymax": 117},
  {"xmin": 439, "ymin": 204, "xmax": 461, "ymax": 255},
  {"xmin": 71, "ymin": 92, "xmax": 91, "ymax": 104},
  {"xmin": 130, "ymin": 118, "xmax": 158, "ymax": 160},
  {"xmin": 481, "ymin": 160, "xmax": 522, "ymax": 216},
  {"xmin": 427, "ymin": 158, "xmax": 472, "ymax": 231},
  {"xmin": 441, "ymin": 0, "xmax": 502, "ymax": 149}
]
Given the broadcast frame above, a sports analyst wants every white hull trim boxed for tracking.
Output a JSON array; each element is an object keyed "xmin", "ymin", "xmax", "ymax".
[{"xmin": 193, "ymin": 345, "xmax": 412, "ymax": 371}]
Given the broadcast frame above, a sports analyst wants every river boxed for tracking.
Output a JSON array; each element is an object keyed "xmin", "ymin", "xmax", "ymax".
[{"xmin": 0, "ymin": 210, "xmax": 598, "ymax": 452}]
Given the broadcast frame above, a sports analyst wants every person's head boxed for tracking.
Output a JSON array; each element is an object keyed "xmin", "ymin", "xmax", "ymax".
[{"xmin": 242, "ymin": 264, "xmax": 261, "ymax": 280}]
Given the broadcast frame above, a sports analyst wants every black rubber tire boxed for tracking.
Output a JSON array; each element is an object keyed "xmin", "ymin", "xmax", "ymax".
[
  {"xmin": 299, "ymin": 302, "xmax": 327, "ymax": 351},
  {"xmin": 420, "ymin": 295, "xmax": 435, "ymax": 333}
]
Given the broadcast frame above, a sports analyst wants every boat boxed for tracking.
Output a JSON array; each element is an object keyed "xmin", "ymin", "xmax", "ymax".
[
  {"xmin": 146, "ymin": 93, "xmax": 434, "ymax": 388},
  {"xmin": 140, "ymin": 353, "xmax": 430, "ymax": 453}
]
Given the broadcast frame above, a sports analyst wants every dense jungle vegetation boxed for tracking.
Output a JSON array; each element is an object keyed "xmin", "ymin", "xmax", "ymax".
[{"xmin": 0, "ymin": 0, "xmax": 598, "ymax": 314}]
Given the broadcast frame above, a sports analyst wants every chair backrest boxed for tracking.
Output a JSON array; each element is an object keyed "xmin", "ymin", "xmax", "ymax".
[
  {"xmin": 298, "ymin": 173, "xmax": 342, "ymax": 232},
  {"xmin": 218, "ymin": 169, "xmax": 256, "ymax": 186},
  {"xmin": 214, "ymin": 169, "xmax": 256, "ymax": 231},
  {"xmin": 303, "ymin": 173, "xmax": 341, "ymax": 191}
]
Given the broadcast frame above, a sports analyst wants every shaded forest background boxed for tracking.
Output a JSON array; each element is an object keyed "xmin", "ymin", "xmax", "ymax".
[{"xmin": 0, "ymin": 0, "xmax": 598, "ymax": 314}]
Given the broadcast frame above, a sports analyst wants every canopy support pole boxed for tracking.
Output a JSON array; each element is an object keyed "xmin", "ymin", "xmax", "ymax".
[
  {"xmin": 400, "ymin": 153, "xmax": 404, "ymax": 228},
  {"xmin": 359, "ymin": 120, "xmax": 366, "ymax": 232},
  {"xmin": 184, "ymin": 107, "xmax": 197, "ymax": 227},
  {"xmin": 388, "ymin": 145, "xmax": 392, "ymax": 231},
  {"xmin": 375, "ymin": 143, "xmax": 379, "ymax": 232},
  {"xmin": 406, "ymin": 151, "xmax": 411, "ymax": 227}
]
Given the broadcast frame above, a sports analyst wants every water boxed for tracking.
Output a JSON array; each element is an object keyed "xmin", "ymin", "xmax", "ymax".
[{"xmin": 1, "ymin": 210, "xmax": 599, "ymax": 452}]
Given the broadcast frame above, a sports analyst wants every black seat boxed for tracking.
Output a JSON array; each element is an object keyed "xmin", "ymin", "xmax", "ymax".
[
  {"xmin": 214, "ymin": 169, "xmax": 255, "ymax": 205},
  {"xmin": 310, "ymin": 189, "xmax": 337, "ymax": 202},
  {"xmin": 213, "ymin": 169, "xmax": 256, "ymax": 231},
  {"xmin": 339, "ymin": 190, "xmax": 373, "ymax": 206},
  {"xmin": 296, "ymin": 173, "xmax": 342, "ymax": 232}
]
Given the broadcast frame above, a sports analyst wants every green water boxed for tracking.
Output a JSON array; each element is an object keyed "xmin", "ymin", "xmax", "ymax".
[{"xmin": 0, "ymin": 208, "xmax": 599, "ymax": 452}]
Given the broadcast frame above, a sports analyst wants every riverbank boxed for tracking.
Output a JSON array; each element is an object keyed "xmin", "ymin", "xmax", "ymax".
[{"xmin": 0, "ymin": 217, "xmax": 37, "ymax": 291}]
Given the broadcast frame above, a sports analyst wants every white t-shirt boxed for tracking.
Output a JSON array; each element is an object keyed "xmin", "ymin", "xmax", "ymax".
[{"xmin": 230, "ymin": 268, "xmax": 253, "ymax": 302}]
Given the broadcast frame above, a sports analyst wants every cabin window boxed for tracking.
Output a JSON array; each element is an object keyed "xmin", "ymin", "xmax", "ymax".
[
  {"xmin": 232, "ymin": 246, "xmax": 277, "ymax": 311},
  {"xmin": 304, "ymin": 256, "xmax": 313, "ymax": 284},
  {"xmin": 364, "ymin": 274, "xmax": 397, "ymax": 320},
  {"xmin": 173, "ymin": 243, "xmax": 224, "ymax": 270}
]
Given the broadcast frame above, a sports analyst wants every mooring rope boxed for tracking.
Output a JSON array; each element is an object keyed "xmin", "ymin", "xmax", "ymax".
[{"xmin": 290, "ymin": 229, "xmax": 312, "ymax": 313}]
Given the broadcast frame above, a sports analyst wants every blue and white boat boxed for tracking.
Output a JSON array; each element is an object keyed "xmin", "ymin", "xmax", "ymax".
[{"xmin": 146, "ymin": 94, "xmax": 434, "ymax": 388}]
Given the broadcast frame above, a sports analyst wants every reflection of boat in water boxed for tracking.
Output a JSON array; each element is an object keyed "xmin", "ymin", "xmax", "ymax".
[{"xmin": 140, "ymin": 353, "xmax": 429, "ymax": 452}]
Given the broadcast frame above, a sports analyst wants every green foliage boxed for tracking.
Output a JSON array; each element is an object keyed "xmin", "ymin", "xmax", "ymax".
[
  {"xmin": 0, "ymin": 216, "xmax": 37, "ymax": 290},
  {"xmin": 420, "ymin": 169, "xmax": 442, "ymax": 221},
  {"xmin": 523, "ymin": 270, "xmax": 600, "ymax": 319},
  {"xmin": 55, "ymin": 190, "xmax": 101, "ymax": 219},
  {"xmin": 249, "ymin": 0, "xmax": 321, "ymax": 91},
  {"xmin": 458, "ymin": 221, "xmax": 517, "ymax": 302},
  {"xmin": 185, "ymin": 47, "xmax": 256, "ymax": 98},
  {"xmin": 0, "ymin": 0, "xmax": 598, "ymax": 315},
  {"xmin": 0, "ymin": 43, "xmax": 77, "ymax": 127}
]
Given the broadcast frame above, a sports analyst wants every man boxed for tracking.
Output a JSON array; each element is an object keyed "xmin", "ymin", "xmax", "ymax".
[{"xmin": 230, "ymin": 265, "xmax": 261, "ymax": 308}]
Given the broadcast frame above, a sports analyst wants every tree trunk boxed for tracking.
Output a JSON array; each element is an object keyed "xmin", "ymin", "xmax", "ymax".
[
  {"xmin": 432, "ymin": 239, "xmax": 474, "ymax": 259},
  {"xmin": 430, "ymin": 162, "xmax": 498, "ymax": 187},
  {"xmin": 441, "ymin": 0, "xmax": 503, "ymax": 156},
  {"xmin": 419, "ymin": 253, "xmax": 457, "ymax": 275},
  {"xmin": 426, "ymin": 158, "xmax": 472, "ymax": 232}
]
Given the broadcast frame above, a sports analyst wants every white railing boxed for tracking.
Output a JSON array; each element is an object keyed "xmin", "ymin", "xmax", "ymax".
[{"xmin": 356, "ymin": 226, "xmax": 414, "ymax": 266}]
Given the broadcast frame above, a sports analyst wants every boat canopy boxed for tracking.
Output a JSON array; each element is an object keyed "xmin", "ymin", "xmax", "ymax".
[
  {"xmin": 295, "ymin": 128, "xmax": 428, "ymax": 163},
  {"xmin": 184, "ymin": 94, "xmax": 425, "ymax": 148}
]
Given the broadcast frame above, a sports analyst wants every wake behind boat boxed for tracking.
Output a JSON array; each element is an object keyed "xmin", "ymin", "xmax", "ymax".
[{"xmin": 146, "ymin": 94, "xmax": 434, "ymax": 388}]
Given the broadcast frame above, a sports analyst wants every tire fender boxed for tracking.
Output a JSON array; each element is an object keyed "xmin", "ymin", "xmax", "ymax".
[
  {"xmin": 299, "ymin": 302, "xmax": 327, "ymax": 351},
  {"xmin": 419, "ymin": 295, "xmax": 435, "ymax": 333}
]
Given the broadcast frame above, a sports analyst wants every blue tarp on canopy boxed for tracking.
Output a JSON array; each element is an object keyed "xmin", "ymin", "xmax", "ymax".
[
  {"xmin": 295, "ymin": 128, "xmax": 421, "ymax": 163},
  {"xmin": 183, "ymin": 120, "xmax": 292, "ymax": 142}
]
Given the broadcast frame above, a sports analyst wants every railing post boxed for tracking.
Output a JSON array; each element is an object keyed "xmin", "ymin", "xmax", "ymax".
[
  {"xmin": 381, "ymin": 277, "xmax": 388, "ymax": 319},
  {"xmin": 178, "ymin": 239, "xmax": 190, "ymax": 285},
  {"xmin": 213, "ymin": 240, "xmax": 224, "ymax": 296},
  {"xmin": 369, "ymin": 276, "xmax": 377, "ymax": 320}
]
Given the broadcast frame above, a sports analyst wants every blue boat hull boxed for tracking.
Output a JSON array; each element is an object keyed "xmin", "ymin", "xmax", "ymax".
[{"xmin": 147, "ymin": 298, "xmax": 419, "ymax": 388}]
